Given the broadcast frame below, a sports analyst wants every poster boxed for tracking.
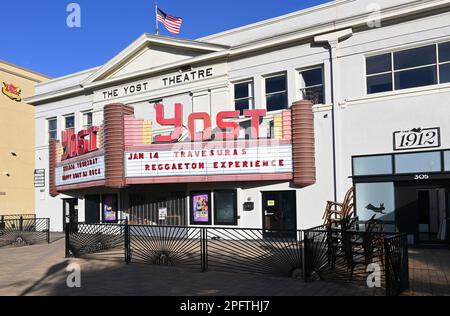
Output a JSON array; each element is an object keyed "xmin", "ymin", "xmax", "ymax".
[
  {"xmin": 159, "ymin": 207, "xmax": 168, "ymax": 221},
  {"xmin": 103, "ymin": 195, "xmax": 118, "ymax": 222},
  {"xmin": 191, "ymin": 192, "xmax": 211, "ymax": 225}
]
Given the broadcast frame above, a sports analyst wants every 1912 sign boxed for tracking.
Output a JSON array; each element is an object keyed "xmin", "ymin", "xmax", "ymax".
[{"xmin": 394, "ymin": 127, "xmax": 441, "ymax": 151}]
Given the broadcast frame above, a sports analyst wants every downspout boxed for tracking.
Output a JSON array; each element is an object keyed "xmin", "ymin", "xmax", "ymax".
[{"xmin": 314, "ymin": 29, "xmax": 353, "ymax": 202}]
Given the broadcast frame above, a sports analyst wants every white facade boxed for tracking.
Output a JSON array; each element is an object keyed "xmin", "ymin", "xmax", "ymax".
[{"xmin": 29, "ymin": 0, "xmax": 450, "ymax": 243}]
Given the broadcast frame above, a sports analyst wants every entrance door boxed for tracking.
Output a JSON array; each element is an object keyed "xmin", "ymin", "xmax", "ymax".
[
  {"xmin": 63, "ymin": 199, "xmax": 78, "ymax": 232},
  {"xmin": 417, "ymin": 189, "xmax": 448, "ymax": 243},
  {"xmin": 262, "ymin": 191, "xmax": 297, "ymax": 237}
]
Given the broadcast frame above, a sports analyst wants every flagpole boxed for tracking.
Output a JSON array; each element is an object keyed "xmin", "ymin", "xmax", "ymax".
[{"xmin": 154, "ymin": 1, "xmax": 159, "ymax": 35}]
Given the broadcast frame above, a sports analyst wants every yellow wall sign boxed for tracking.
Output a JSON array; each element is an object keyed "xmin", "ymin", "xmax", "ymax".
[{"xmin": 2, "ymin": 82, "xmax": 22, "ymax": 102}]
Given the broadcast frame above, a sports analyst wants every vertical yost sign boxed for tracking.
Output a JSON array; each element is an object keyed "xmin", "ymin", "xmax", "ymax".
[
  {"xmin": 61, "ymin": 126, "xmax": 99, "ymax": 160},
  {"xmin": 55, "ymin": 126, "xmax": 106, "ymax": 188}
]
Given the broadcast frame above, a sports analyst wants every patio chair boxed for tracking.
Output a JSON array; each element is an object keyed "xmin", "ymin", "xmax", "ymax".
[
  {"xmin": 345, "ymin": 215, "xmax": 385, "ymax": 280},
  {"xmin": 323, "ymin": 187, "xmax": 355, "ymax": 230}
]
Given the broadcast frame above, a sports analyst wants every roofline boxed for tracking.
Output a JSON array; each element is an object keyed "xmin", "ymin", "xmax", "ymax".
[
  {"xmin": 198, "ymin": 0, "xmax": 352, "ymax": 42},
  {"xmin": 81, "ymin": 33, "xmax": 230, "ymax": 86},
  {"xmin": 36, "ymin": 66, "xmax": 101, "ymax": 87},
  {"xmin": 0, "ymin": 60, "xmax": 51, "ymax": 82}
]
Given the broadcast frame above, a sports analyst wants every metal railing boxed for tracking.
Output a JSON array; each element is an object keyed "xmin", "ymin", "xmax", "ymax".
[
  {"xmin": 384, "ymin": 234, "xmax": 410, "ymax": 296},
  {"xmin": 0, "ymin": 214, "xmax": 36, "ymax": 221},
  {"xmin": 65, "ymin": 221, "xmax": 409, "ymax": 296},
  {"xmin": 303, "ymin": 225, "xmax": 409, "ymax": 296},
  {"xmin": 0, "ymin": 217, "xmax": 50, "ymax": 248}
]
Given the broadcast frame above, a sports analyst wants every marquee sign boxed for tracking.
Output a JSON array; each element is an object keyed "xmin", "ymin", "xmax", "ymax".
[
  {"xmin": 125, "ymin": 143, "xmax": 293, "ymax": 179},
  {"xmin": 56, "ymin": 156, "xmax": 105, "ymax": 187},
  {"xmin": 2, "ymin": 82, "xmax": 21, "ymax": 102}
]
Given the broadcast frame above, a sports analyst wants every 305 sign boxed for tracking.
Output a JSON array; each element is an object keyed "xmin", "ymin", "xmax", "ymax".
[{"xmin": 394, "ymin": 127, "xmax": 441, "ymax": 151}]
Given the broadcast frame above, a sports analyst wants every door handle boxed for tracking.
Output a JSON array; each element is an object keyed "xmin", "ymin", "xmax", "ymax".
[{"xmin": 265, "ymin": 211, "xmax": 275, "ymax": 216}]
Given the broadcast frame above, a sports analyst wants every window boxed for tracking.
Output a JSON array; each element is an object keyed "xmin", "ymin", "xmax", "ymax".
[
  {"xmin": 299, "ymin": 67, "xmax": 324, "ymax": 104},
  {"xmin": 366, "ymin": 41, "xmax": 450, "ymax": 94},
  {"xmin": 395, "ymin": 152, "xmax": 441, "ymax": 174},
  {"xmin": 83, "ymin": 111, "xmax": 93, "ymax": 129},
  {"xmin": 444, "ymin": 151, "xmax": 450, "ymax": 171},
  {"xmin": 355, "ymin": 182, "xmax": 396, "ymax": 225},
  {"xmin": 214, "ymin": 190, "xmax": 238, "ymax": 226},
  {"xmin": 48, "ymin": 118, "xmax": 57, "ymax": 141},
  {"xmin": 353, "ymin": 155, "xmax": 393, "ymax": 176},
  {"xmin": 65, "ymin": 115, "xmax": 75, "ymax": 130},
  {"xmin": 234, "ymin": 81, "xmax": 254, "ymax": 116},
  {"xmin": 265, "ymin": 74, "xmax": 288, "ymax": 112}
]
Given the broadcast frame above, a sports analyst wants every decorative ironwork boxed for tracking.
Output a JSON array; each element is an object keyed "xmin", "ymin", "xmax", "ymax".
[
  {"xmin": 0, "ymin": 218, "xmax": 50, "ymax": 248},
  {"xmin": 205, "ymin": 228, "xmax": 303, "ymax": 278},
  {"xmin": 65, "ymin": 222, "xmax": 409, "ymax": 296},
  {"xmin": 0, "ymin": 214, "xmax": 36, "ymax": 221},
  {"xmin": 128, "ymin": 225, "xmax": 202, "ymax": 270},
  {"xmin": 384, "ymin": 234, "xmax": 409, "ymax": 296},
  {"xmin": 66, "ymin": 223, "xmax": 125, "ymax": 260}
]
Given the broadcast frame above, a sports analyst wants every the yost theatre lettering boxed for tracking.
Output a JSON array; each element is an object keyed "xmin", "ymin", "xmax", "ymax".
[
  {"xmin": 162, "ymin": 68, "xmax": 213, "ymax": 87},
  {"xmin": 102, "ymin": 82, "xmax": 149, "ymax": 100}
]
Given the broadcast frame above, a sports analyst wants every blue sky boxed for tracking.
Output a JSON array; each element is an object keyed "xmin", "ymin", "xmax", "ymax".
[{"xmin": 0, "ymin": 0, "xmax": 330, "ymax": 78}]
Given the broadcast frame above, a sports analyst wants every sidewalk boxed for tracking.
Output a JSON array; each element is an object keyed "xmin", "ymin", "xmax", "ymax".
[{"xmin": 0, "ymin": 237, "xmax": 378, "ymax": 296}]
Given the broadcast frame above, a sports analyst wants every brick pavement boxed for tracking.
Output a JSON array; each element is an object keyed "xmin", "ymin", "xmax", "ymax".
[
  {"xmin": 402, "ymin": 247, "xmax": 450, "ymax": 296},
  {"xmin": 1, "ymin": 236, "xmax": 449, "ymax": 296},
  {"xmin": 0, "ymin": 235, "xmax": 378, "ymax": 296}
]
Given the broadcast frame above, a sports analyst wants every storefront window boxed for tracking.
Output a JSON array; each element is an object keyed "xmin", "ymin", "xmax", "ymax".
[
  {"xmin": 353, "ymin": 155, "xmax": 393, "ymax": 176},
  {"xmin": 214, "ymin": 190, "xmax": 238, "ymax": 226},
  {"xmin": 355, "ymin": 182, "xmax": 396, "ymax": 229},
  {"xmin": 395, "ymin": 151, "xmax": 441, "ymax": 174},
  {"xmin": 190, "ymin": 192, "xmax": 212, "ymax": 225},
  {"xmin": 444, "ymin": 151, "xmax": 450, "ymax": 171},
  {"xmin": 102, "ymin": 195, "xmax": 118, "ymax": 223}
]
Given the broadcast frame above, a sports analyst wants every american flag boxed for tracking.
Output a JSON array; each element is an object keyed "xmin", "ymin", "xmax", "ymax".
[{"xmin": 157, "ymin": 8, "xmax": 183, "ymax": 35}]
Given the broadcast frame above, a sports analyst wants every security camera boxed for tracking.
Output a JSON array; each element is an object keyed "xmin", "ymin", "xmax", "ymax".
[
  {"xmin": 11, "ymin": 152, "xmax": 17, "ymax": 157},
  {"xmin": 3, "ymin": 172, "xmax": 11, "ymax": 177}
]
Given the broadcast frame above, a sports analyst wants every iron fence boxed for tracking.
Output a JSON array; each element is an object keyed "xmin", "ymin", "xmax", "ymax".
[
  {"xmin": 384, "ymin": 234, "xmax": 409, "ymax": 296},
  {"xmin": 304, "ymin": 225, "xmax": 409, "ymax": 296},
  {"xmin": 65, "ymin": 221, "xmax": 409, "ymax": 296},
  {"xmin": 0, "ymin": 218, "xmax": 50, "ymax": 248},
  {"xmin": 0, "ymin": 214, "xmax": 36, "ymax": 221},
  {"xmin": 65, "ymin": 222, "xmax": 125, "ymax": 261}
]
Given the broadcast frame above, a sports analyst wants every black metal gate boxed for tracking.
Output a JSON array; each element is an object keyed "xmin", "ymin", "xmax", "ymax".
[
  {"xmin": 65, "ymin": 222, "xmax": 409, "ymax": 296},
  {"xmin": 0, "ymin": 217, "xmax": 50, "ymax": 248}
]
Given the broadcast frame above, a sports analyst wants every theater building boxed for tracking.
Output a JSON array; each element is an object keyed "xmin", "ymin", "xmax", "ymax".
[{"xmin": 28, "ymin": 0, "xmax": 450, "ymax": 245}]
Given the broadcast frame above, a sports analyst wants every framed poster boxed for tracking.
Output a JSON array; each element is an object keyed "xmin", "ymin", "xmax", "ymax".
[
  {"xmin": 190, "ymin": 191, "xmax": 211, "ymax": 225},
  {"xmin": 102, "ymin": 195, "xmax": 118, "ymax": 223},
  {"xmin": 214, "ymin": 190, "xmax": 238, "ymax": 226}
]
